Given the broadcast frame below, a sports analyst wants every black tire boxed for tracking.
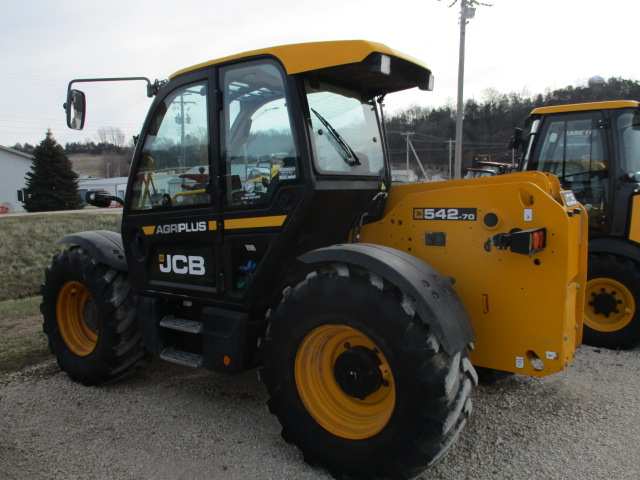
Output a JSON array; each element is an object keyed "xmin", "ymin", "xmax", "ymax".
[
  {"xmin": 583, "ymin": 253, "xmax": 640, "ymax": 349},
  {"xmin": 259, "ymin": 264, "xmax": 477, "ymax": 480},
  {"xmin": 41, "ymin": 246, "xmax": 145, "ymax": 385}
]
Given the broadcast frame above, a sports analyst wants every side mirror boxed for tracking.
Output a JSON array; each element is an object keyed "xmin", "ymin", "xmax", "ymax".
[
  {"xmin": 86, "ymin": 190, "xmax": 123, "ymax": 208},
  {"xmin": 507, "ymin": 127, "xmax": 524, "ymax": 150},
  {"xmin": 64, "ymin": 89, "xmax": 86, "ymax": 130}
]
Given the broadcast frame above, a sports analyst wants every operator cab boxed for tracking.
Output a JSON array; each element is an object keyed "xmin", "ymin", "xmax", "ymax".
[{"xmin": 67, "ymin": 41, "xmax": 434, "ymax": 310}]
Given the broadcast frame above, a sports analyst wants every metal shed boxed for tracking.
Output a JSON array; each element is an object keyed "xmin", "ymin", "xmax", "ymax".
[{"xmin": 0, "ymin": 145, "xmax": 33, "ymax": 213}]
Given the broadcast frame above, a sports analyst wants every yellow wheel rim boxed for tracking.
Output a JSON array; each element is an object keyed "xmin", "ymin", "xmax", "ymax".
[
  {"xmin": 56, "ymin": 281, "xmax": 99, "ymax": 356},
  {"xmin": 585, "ymin": 277, "xmax": 635, "ymax": 333},
  {"xmin": 295, "ymin": 324, "xmax": 395, "ymax": 440}
]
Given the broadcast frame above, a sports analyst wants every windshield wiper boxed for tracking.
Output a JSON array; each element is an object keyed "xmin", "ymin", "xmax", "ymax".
[{"xmin": 311, "ymin": 108, "xmax": 361, "ymax": 166}]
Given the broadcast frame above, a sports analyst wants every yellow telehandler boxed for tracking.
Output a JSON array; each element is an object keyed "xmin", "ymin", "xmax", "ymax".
[{"xmin": 44, "ymin": 40, "xmax": 586, "ymax": 479}]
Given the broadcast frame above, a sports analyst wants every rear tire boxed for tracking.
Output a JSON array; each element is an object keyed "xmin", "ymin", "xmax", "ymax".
[
  {"xmin": 260, "ymin": 264, "xmax": 476, "ymax": 479},
  {"xmin": 584, "ymin": 254, "xmax": 640, "ymax": 349},
  {"xmin": 41, "ymin": 246, "xmax": 145, "ymax": 385}
]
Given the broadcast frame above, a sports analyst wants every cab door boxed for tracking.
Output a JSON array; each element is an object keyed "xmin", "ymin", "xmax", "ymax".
[
  {"xmin": 216, "ymin": 59, "xmax": 303, "ymax": 302},
  {"xmin": 122, "ymin": 70, "xmax": 222, "ymax": 299}
]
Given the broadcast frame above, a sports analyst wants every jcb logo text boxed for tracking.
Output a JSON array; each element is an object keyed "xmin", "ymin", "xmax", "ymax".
[{"xmin": 158, "ymin": 254, "xmax": 206, "ymax": 276}]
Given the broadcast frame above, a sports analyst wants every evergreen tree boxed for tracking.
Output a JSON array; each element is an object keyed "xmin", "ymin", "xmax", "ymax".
[{"xmin": 24, "ymin": 130, "xmax": 82, "ymax": 212}]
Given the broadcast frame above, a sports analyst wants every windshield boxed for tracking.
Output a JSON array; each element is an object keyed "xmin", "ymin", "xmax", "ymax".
[
  {"xmin": 305, "ymin": 79, "xmax": 384, "ymax": 176},
  {"xmin": 612, "ymin": 108, "xmax": 640, "ymax": 180}
]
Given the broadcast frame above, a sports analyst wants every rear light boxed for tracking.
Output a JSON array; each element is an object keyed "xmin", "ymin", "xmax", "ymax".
[{"xmin": 488, "ymin": 228, "xmax": 546, "ymax": 255}]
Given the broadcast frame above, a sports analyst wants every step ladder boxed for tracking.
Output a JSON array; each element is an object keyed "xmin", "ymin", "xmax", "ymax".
[{"xmin": 159, "ymin": 315, "xmax": 204, "ymax": 367}]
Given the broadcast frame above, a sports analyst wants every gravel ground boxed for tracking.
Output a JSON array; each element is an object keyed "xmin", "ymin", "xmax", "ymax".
[{"xmin": 1, "ymin": 345, "xmax": 639, "ymax": 480}]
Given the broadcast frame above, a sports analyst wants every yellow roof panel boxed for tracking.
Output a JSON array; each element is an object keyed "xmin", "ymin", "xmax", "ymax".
[
  {"xmin": 170, "ymin": 40, "xmax": 429, "ymax": 78},
  {"xmin": 532, "ymin": 100, "xmax": 639, "ymax": 115}
]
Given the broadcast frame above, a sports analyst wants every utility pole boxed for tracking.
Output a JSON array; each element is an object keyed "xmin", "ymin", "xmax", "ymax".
[
  {"xmin": 402, "ymin": 132, "xmax": 429, "ymax": 181},
  {"xmin": 402, "ymin": 132, "xmax": 415, "ymax": 176},
  {"xmin": 447, "ymin": 139, "xmax": 453, "ymax": 177},
  {"xmin": 454, "ymin": 1, "xmax": 475, "ymax": 180},
  {"xmin": 175, "ymin": 92, "xmax": 195, "ymax": 170}
]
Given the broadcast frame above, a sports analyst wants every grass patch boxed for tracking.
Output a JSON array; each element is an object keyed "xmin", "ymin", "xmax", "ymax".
[
  {"xmin": 0, "ymin": 212, "xmax": 121, "ymax": 302},
  {"xmin": 0, "ymin": 296, "xmax": 41, "ymax": 318},
  {"xmin": 0, "ymin": 296, "xmax": 49, "ymax": 372},
  {"xmin": 0, "ymin": 212, "xmax": 121, "ymax": 373}
]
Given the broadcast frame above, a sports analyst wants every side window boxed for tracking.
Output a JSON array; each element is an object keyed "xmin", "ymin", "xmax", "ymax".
[
  {"xmin": 615, "ymin": 110, "xmax": 640, "ymax": 177},
  {"xmin": 130, "ymin": 82, "xmax": 210, "ymax": 210},
  {"xmin": 221, "ymin": 60, "xmax": 298, "ymax": 208}
]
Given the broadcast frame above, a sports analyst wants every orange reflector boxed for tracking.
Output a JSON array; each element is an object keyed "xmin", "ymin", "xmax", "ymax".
[
  {"xmin": 532, "ymin": 230, "xmax": 544, "ymax": 250},
  {"xmin": 223, "ymin": 355, "xmax": 231, "ymax": 366}
]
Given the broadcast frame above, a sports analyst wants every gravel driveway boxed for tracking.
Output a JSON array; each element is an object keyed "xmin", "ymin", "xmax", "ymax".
[{"xmin": 1, "ymin": 345, "xmax": 639, "ymax": 480}]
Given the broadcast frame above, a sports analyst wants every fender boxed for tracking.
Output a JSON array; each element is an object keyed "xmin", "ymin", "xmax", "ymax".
[
  {"xmin": 299, "ymin": 243, "xmax": 475, "ymax": 356},
  {"xmin": 589, "ymin": 236, "xmax": 640, "ymax": 265},
  {"xmin": 56, "ymin": 230, "xmax": 127, "ymax": 272}
]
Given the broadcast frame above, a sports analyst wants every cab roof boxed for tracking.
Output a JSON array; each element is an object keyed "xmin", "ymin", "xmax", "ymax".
[
  {"xmin": 170, "ymin": 40, "xmax": 433, "ymax": 95},
  {"xmin": 532, "ymin": 100, "xmax": 639, "ymax": 115}
]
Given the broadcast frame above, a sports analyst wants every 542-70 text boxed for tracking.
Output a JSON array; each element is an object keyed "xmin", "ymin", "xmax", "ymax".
[{"xmin": 413, "ymin": 207, "xmax": 477, "ymax": 221}]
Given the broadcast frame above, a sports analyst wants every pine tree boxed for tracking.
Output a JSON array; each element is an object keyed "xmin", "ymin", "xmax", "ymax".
[{"xmin": 24, "ymin": 130, "xmax": 82, "ymax": 212}]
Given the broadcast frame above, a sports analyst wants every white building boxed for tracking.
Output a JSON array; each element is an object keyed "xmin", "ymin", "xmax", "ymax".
[{"xmin": 0, "ymin": 145, "xmax": 33, "ymax": 213}]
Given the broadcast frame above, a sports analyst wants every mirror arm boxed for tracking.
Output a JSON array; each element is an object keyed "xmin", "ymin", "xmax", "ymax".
[
  {"xmin": 102, "ymin": 195, "xmax": 124, "ymax": 206},
  {"xmin": 86, "ymin": 190, "xmax": 124, "ymax": 208},
  {"xmin": 66, "ymin": 77, "xmax": 164, "ymax": 98}
]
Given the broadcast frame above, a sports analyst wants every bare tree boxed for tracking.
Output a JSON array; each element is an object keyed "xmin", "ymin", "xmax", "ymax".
[{"xmin": 96, "ymin": 126, "xmax": 129, "ymax": 178}]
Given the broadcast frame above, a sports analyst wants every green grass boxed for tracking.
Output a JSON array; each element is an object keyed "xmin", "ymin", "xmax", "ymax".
[
  {"xmin": 0, "ymin": 212, "xmax": 122, "ymax": 372},
  {"xmin": 0, "ymin": 296, "xmax": 48, "ymax": 371},
  {"xmin": 0, "ymin": 296, "xmax": 41, "ymax": 318},
  {"xmin": 0, "ymin": 212, "xmax": 121, "ymax": 302}
]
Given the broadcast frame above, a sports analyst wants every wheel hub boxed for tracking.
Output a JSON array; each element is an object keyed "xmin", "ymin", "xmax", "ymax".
[
  {"xmin": 334, "ymin": 346, "xmax": 383, "ymax": 400},
  {"xmin": 589, "ymin": 288, "xmax": 621, "ymax": 317},
  {"xmin": 585, "ymin": 277, "xmax": 635, "ymax": 333},
  {"xmin": 82, "ymin": 299, "xmax": 99, "ymax": 331},
  {"xmin": 294, "ymin": 324, "xmax": 395, "ymax": 440}
]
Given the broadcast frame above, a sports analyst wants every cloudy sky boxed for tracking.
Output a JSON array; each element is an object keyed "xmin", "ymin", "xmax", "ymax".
[{"xmin": 1, "ymin": 0, "xmax": 637, "ymax": 148}]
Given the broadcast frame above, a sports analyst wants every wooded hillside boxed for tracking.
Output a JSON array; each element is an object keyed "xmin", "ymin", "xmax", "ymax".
[{"xmin": 386, "ymin": 77, "xmax": 640, "ymax": 174}]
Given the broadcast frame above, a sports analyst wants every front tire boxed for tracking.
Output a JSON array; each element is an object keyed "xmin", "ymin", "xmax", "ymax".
[
  {"xmin": 41, "ymin": 246, "xmax": 145, "ymax": 385},
  {"xmin": 584, "ymin": 254, "xmax": 640, "ymax": 349},
  {"xmin": 260, "ymin": 264, "xmax": 476, "ymax": 479}
]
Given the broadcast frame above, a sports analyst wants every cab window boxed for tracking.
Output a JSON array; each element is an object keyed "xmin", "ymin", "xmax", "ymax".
[
  {"xmin": 614, "ymin": 109, "xmax": 640, "ymax": 178},
  {"xmin": 130, "ymin": 81, "xmax": 210, "ymax": 210},
  {"xmin": 220, "ymin": 60, "xmax": 299, "ymax": 208}
]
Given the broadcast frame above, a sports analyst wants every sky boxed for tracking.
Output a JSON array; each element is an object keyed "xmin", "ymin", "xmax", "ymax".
[{"xmin": 1, "ymin": 0, "xmax": 637, "ymax": 149}]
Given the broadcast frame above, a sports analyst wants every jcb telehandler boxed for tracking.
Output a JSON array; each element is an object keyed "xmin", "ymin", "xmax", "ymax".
[
  {"xmin": 512, "ymin": 101, "xmax": 640, "ymax": 348},
  {"xmin": 45, "ymin": 40, "xmax": 586, "ymax": 479}
]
